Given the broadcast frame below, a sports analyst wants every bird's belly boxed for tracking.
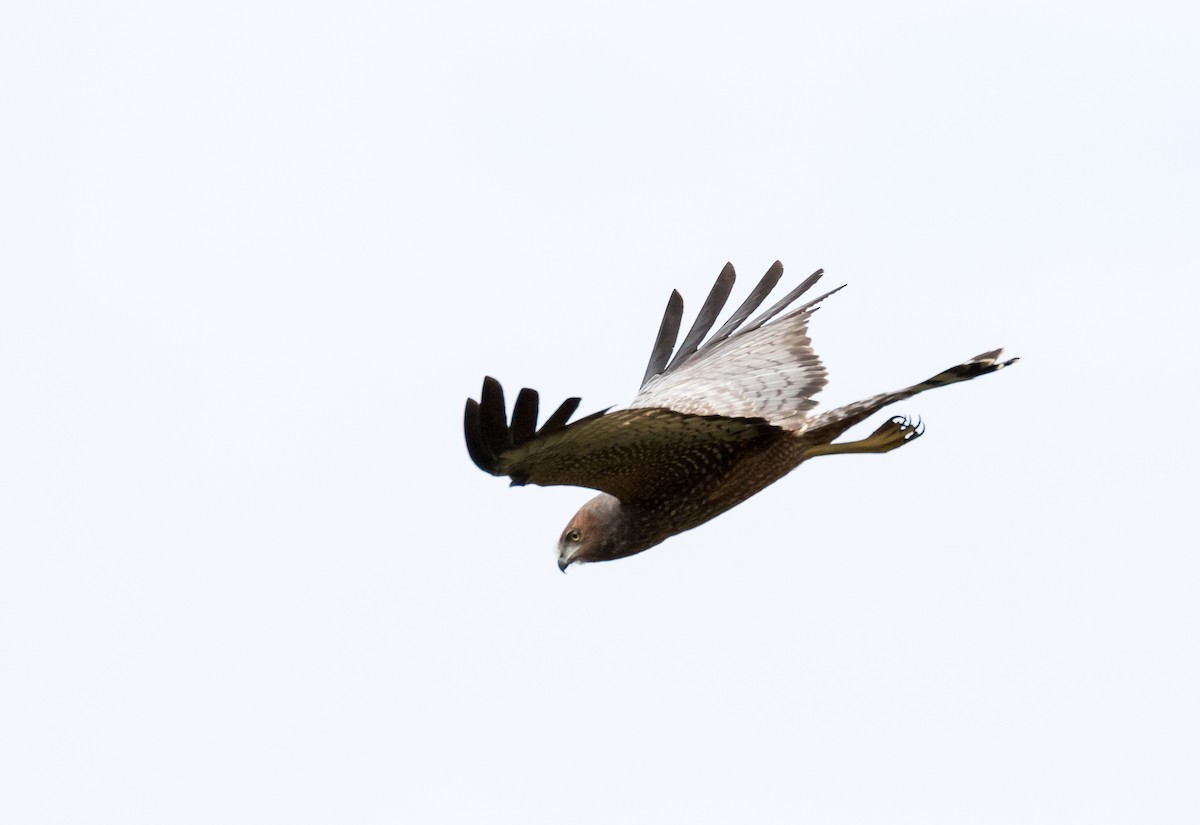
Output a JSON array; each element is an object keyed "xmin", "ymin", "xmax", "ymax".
[{"xmin": 648, "ymin": 437, "xmax": 807, "ymax": 538}]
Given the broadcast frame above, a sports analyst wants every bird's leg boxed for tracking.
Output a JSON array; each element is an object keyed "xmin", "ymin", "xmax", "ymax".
[{"xmin": 803, "ymin": 416, "xmax": 924, "ymax": 459}]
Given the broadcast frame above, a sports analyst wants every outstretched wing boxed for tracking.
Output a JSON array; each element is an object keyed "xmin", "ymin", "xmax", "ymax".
[
  {"xmin": 632, "ymin": 262, "xmax": 844, "ymax": 431},
  {"xmin": 464, "ymin": 377, "xmax": 779, "ymax": 504}
]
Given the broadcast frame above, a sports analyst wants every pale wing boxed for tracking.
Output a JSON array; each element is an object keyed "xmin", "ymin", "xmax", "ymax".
[
  {"xmin": 464, "ymin": 377, "xmax": 778, "ymax": 504},
  {"xmin": 631, "ymin": 263, "xmax": 844, "ymax": 431}
]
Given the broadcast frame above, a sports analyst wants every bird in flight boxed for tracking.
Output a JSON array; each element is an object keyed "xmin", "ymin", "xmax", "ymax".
[{"xmin": 464, "ymin": 262, "xmax": 1017, "ymax": 571}]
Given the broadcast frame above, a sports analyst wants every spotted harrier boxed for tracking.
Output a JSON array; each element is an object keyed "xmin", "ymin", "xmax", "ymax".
[{"xmin": 464, "ymin": 262, "xmax": 1017, "ymax": 571}]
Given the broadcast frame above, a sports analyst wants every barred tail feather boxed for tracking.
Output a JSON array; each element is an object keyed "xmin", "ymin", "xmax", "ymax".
[{"xmin": 807, "ymin": 349, "xmax": 1018, "ymax": 439}]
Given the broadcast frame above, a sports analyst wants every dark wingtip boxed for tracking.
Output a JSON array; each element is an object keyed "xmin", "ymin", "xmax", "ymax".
[
  {"xmin": 667, "ymin": 263, "xmax": 738, "ymax": 373},
  {"xmin": 466, "ymin": 378, "xmax": 594, "ymax": 481},
  {"xmin": 511, "ymin": 387, "xmax": 539, "ymax": 446},
  {"xmin": 464, "ymin": 397, "xmax": 500, "ymax": 473},
  {"xmin": 479, "ymin": 376, "xmax": 509, "ymax": 451},
  {"xmin": 642, "ymin": 289, "xmax": 685, "ymax": 387},
  {"xmin": 541, "ymin": 396, "xmax": 582, "ymax": 434}
]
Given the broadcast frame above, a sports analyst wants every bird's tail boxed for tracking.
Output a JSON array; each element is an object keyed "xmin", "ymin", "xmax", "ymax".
[{"xmin": 805, "ymin": 349, "xmax": 1018, "ymax": 440}]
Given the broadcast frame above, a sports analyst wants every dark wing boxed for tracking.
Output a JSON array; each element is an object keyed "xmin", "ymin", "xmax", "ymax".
[{"xmin": 464, "ymin": 377, "xmax": 779, "ymax": 504}]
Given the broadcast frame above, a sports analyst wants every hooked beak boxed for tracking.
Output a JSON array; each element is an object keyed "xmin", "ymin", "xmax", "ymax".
[{"xmin": 558, "ymin": 557, "xmax": 571, "ymax": 574}]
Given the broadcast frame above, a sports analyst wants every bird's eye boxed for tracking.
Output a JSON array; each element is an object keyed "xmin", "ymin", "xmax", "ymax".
[{"xmin": 567, "ymin": 529, "xmax": 582, "ymax": 543}]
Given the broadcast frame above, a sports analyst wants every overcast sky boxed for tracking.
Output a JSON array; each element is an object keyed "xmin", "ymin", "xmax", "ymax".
[{"xmin": 3, "ymin": 1, "xmax": 1198, "ymax": 823}]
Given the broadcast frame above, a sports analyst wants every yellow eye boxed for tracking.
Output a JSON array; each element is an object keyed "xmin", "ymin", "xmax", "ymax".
[{"xmin": 567, "ymin": 529, "xmax": 582, "ymax": 543}]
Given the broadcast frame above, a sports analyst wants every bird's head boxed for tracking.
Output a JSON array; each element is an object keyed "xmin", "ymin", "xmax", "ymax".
[{"xmin": 557, "ymin": 494, "xmax": 637, "ymax": 572}]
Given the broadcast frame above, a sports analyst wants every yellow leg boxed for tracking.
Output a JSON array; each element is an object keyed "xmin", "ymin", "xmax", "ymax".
[{"xmin": 803, "ymin": 416, "xmax": 924, "ymax": 459}]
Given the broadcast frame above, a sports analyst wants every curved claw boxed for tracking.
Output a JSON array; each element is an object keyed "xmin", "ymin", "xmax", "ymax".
[{"xmin": 887, "ymin": 414, "xmax": 925, "ymax": 440}]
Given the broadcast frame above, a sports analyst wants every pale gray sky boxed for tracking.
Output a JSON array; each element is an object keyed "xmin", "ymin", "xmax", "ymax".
[{"xmin": 3, "ymin": 1, "xmax": 1198, "ymax": 823}]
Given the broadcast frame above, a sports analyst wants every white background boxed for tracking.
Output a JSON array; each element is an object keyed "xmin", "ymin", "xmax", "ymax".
[{"xmin": 3, "ymin": 1, "xmax": 1198, "ymax": 822}]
